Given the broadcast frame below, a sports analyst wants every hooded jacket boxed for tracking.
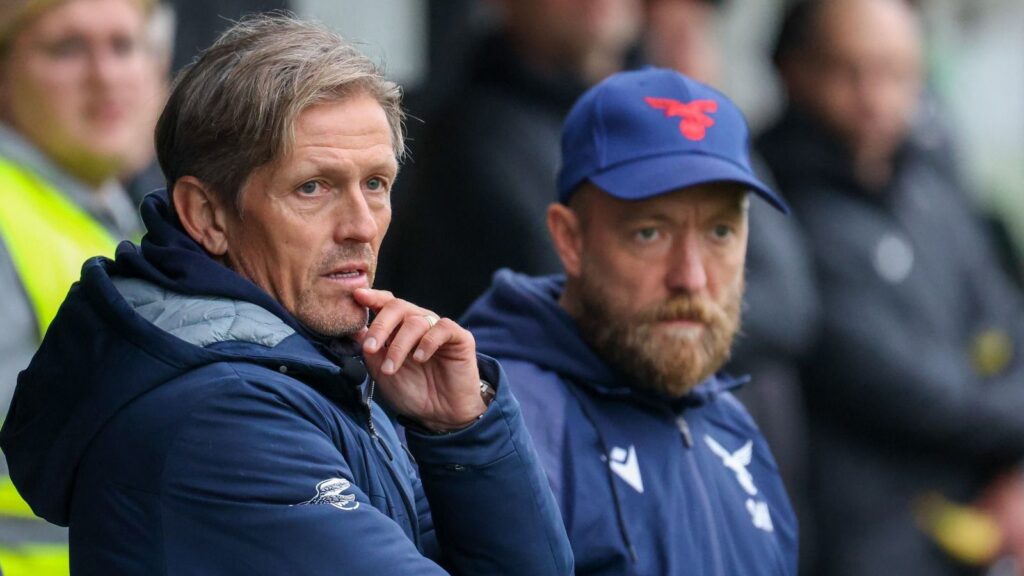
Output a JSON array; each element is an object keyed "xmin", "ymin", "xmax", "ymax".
[
  {"xmin": 0, "ymin": 192, "xmax": 573, "ymax": 576},
  {"xmin": 462, "ymin": 270, "xmax": 798, "ymax": 576}
]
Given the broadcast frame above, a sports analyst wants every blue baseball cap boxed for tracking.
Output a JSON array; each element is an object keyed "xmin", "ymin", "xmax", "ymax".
[{"xmin": 557, "ymin": 67, "xmax": 788, "ymax": 213}]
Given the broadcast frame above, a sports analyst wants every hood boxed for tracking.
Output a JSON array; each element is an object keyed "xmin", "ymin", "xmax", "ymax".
[
  {"xmin": 0, "ymin": 191, "xmax": 358, "ymax": 526},
  {"xmin": 461, "ymin": 269, "xmax": 744, "ymax": 406}
]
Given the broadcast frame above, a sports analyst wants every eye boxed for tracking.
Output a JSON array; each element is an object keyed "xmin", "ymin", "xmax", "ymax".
[
  {"xmin": 711, "ymin": 224, "xmax": 734, "ymax": 240},
  {"xmin": 635, "ymin": 227, "xmax": 661, "ymax": 243},
  {"xmin": 46, "ymin": 37, "xmax": 87, "ymax": 59},
  {"xmin": 298, "ymin": 180, "xmax": 322, "ymax": 195},
  {"xmin": 110, "ymin": 34, "xmax": 139, "ymax": 58},
  {"xmin": 366, "ymin": 177, "xmax": 386, "ymax": 192}
]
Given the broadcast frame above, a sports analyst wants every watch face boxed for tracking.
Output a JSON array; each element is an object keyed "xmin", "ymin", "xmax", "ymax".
[{"xmin": 480, "ymin": 380, "xmax": 496, "ymax": 405}]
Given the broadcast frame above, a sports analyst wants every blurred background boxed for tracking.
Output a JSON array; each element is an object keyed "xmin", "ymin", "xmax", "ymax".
[{"xmin": 1, "ymin": 1, "xmax": 1022, "ymax": 575}]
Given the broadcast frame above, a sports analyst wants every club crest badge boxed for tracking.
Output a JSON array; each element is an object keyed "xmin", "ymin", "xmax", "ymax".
[
  {"xmin": 644, "ymin": 97, "xmax": 718, "ymax": 140},
  {"xmin": 301, "ymin": 477, "xmax": 360, "ymax": 511},
  {"xmin": 704, "ymin": 434, "xmax": 774, "ymax": 532}
]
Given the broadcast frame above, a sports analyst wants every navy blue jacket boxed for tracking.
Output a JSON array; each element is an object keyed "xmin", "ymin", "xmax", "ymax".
[
  {"xmin": 463, "ymin": 270, "xmax": 798, "ymax": 576},
  {"xmin": 0, "ymin": 193, "xmax": 572, "ymax": 575}
]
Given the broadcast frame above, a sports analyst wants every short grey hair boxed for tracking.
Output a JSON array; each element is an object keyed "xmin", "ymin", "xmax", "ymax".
[{"xmin": 156, "ymin": 13, "xmax": 405, "ymax": 210}]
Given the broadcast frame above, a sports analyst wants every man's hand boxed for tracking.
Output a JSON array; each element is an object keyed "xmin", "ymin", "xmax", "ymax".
[{"xmin": 352, "ymin": 288, "xmax": 487, "ymax": 432}]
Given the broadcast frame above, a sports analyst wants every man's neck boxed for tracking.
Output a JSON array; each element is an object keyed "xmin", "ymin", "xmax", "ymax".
[{"xmin": 853, "ymin": 152, "xmax": 895, "ymax": 193}]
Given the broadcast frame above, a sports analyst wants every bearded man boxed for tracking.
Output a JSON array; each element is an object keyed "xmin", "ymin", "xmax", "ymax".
[{"xmin": 462, "ymin": 67, "xmax": 798, "ymax": 575}]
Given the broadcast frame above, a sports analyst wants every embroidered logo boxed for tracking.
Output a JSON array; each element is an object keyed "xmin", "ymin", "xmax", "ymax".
[
  {"xmin": 746, "ymin": 499, "xmax": 775, "ymax": 532},
  {"xmin": 301, "ymin": 478, "xmax": 360, "ymax": 511},
  {"xmin": 704, "ymin": 435, "xmax": 757, "ymax": 495},
  {"xmin": 704, "ymin": 434, "xmax": 774, "ymax": 532},
  {"xmin": 644, "ymin": 97, "xmax": 718, "ymax": 141},
  {"xmin": 608, "ymin": 445, "xmax": 644, "ymax": 494}
]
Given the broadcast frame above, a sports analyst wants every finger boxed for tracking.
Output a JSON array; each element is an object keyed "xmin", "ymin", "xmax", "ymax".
[
  {"xmin": 362, "ymin": 298, "xmax": 427, "ymax": 354},
  {"xmin": 412, "ymin": 318, "xmax": 470, "ymax": 363},
  {"xmin": 381, "ymin": 314, "xmax": 436, "ymax": 375},
  {"xmin": 352, "ymin": 288, "xmax": 396, "ymax": 311}
]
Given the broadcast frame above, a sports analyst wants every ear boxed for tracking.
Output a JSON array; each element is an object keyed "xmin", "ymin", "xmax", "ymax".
[
  {"xmin": 172, "ymin": 176, "xmax": 232, "ymax": 256},
  {"xmin": 547, "ymin": 202, "xmax": 584, "ymax": 277}
]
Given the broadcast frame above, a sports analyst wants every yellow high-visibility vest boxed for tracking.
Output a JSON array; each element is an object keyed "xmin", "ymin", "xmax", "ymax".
[
  {"xmin": 0, "ymin": 156, "xmax": 118, "ymax": 337},
  {"xmin": 0, "ymin": 156, "xmax": 120, "ymax": 575}
]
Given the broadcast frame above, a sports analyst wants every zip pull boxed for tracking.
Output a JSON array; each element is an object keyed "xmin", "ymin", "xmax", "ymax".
[
  {"xmin": 676, "ymin": 415, "xmax": 693, "ymax": 448},
  {"xmin": 362, "ymin": 378, "xmax": 379, "ymax": 438},
  {"xmin": 361, "ymin": 378, "xmax": 395, "ymax": 460}
]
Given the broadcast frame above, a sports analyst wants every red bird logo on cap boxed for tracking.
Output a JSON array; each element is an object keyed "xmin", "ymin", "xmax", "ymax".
[{"xmin": 644, "ymin": 97, "xmax": 718, "ymax": 141}]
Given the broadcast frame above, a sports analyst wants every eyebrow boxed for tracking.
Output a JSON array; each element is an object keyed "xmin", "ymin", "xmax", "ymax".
[
  {"xmin": 372, "ymin": 157, "xmax": 400, "ymax": 177},
  {"xmin": 708, "ymin": 194, "xmax": 750, "ymax": 220}
]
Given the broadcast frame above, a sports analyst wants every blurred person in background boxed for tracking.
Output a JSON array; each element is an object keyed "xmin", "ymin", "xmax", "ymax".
[
  {"xmin": 378, "ymin": 0, "xmax": 643, "ymax": 319},
  {"xmin": 642, "ymin": 0, "xmax": 721, "ymax": 85},
  {"xmin": 121, "ymin": 3, "xmax": 173, "ymax": 205},
  {"xmin": 761, "ymin": 0, "xmax": 1024, "ymax": 574},
  {"xmin": 0, "ymin": 0, "xmax": 160, "ymax": 572},
  {"xmin": 645, "ymin": 2, "xmax": 821, "ymax": 570}
]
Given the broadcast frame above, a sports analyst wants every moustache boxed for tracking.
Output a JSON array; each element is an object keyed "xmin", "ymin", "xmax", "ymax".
[
  {"xmin": 316, "ymin": 244, "xmax": 375, "ymax": 274},
  {"xmin": 637, "ymin": 296, "xmax": 721, "ymax": 326}
]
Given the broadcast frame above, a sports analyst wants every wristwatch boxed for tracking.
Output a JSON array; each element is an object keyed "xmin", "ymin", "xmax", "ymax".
[{"xmin": 479, "ymin": 379, "xmax": 496, "ymax": 406}]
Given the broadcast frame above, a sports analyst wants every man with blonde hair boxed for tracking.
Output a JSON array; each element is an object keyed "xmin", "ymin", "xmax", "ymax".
[{"xmin": 1, "ymin": 15, "xmax": 573, "ymax": 575}]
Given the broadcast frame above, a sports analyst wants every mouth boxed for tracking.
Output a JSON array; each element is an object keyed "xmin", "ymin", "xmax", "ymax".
[
  {"xmin": 88, "ymin": 101, "xmax": 128, "ymax": 123},
  {"xmin": 321, "ymin": 263, "xmax": 369, "ymax": 285},
  {"xmin": 654, "ymin": 318, "xmax": 705, "ymax": 339}
]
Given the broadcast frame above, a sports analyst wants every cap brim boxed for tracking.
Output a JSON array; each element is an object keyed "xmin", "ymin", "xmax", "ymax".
[{"xmin": 589, "ymin": 153, "xmax": 789, "ymax": 213}]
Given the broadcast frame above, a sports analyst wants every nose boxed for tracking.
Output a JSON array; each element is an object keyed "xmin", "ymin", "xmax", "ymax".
[
  {"xmin": 88, "ymin": 46, "xmax": 124, "ymax": 85},
  {"xmin": 666, "ymin": 234, "xmax": 707, "ymax": 294},
  {"xmin": 334, "ymin": 186, "xmax": 381, "ymax": 244}
]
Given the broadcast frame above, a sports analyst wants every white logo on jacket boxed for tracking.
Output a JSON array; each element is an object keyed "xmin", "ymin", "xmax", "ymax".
[
  {"xmin": 301, "ymin": 477, "xmax": 360, "ymax": 511},
  {"xmin": 608, "ymin": 445, "xmax": 644, "ymax": 494},
  {"xmin": 704, "ymin": 435, "xmax": 773, "ymax": 532}
]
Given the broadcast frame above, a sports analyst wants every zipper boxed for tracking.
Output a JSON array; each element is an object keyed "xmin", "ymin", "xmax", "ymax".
[
  {"xmin": 361, "ymin": 377, "xmax": 394, "ymax": 460},
  {"xmin": 679, "ymin": 415, "xmax": 725, "ymax": 576},
  {"xmin": 360, "ymin": 375, "xmax": 420, "ymax": 544},
  {"xmin": 675, "ymin": 415, "xmax": 693, "ymax": 448}
]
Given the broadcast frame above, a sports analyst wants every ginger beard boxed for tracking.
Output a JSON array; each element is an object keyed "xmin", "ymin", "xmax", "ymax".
[{"xmin": 576, "ymin": 272, "xmax": 743, "ymax": 398}]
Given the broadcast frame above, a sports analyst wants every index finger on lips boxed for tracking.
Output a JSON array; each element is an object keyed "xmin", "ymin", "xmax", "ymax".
[{"xmin": 352, "ymin": 288, "xmax": 396, "ymax": 312}]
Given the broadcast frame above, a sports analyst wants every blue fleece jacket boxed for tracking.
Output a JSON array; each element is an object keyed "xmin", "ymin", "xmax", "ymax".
[
  {"xmin": 0, "ymin": 193, "xmax": 572, "ymax": 575},
  {"xmin": 463, "ymin": 270, "xmax": 798, "ymax": 576}
]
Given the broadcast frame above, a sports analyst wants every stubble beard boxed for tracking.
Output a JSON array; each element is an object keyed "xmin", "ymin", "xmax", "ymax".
[
  {"xmin": 575, "ymin": 276, "xmax": 743, "ymax": 398},
  {"xmin": 295, "ymin": 243, "xmax": 376, "ymax": 338}
]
